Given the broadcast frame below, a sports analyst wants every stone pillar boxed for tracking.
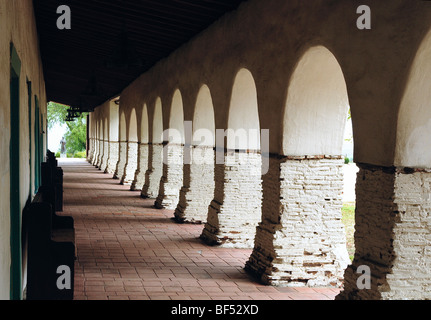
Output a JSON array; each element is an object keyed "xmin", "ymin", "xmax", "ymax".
[
  {"xmin": 121, "ymin": 141, "xmax": 138, "ymax": 185},
  {"xmin": 113, "ymin": 141, "xmax": 127, "ymax": 180},
  {"xmin": 245, "ymin": 155, "xmax": 350, "ymax": 287},
  {"xmin": 106, "ymin": 141, "xmax": 119, "ymax": 174},
  {"xmin": 131, "ymin": 143, "xmax": 149, "ymax": 191},
  {"xmin": 87, "ymin": 138, "xmax": 95, "ymax": 163},
  {"xmin": 91, "ymin": 139, "xmax": 99, "ymax": 166},
  {"xmin": 155, "ymin": 143, "xmax": 184, "ymax": 209},
  {"xmin": 141, "ymin": 143, "xmax": 164, "ymax": 198},
  {"xmin": 174, "ymin": 146, "xmax": 215, "ymax": 223},
  {"xmin": 200, "ymin": 151, "xmax": 262, "ymax": 248},
  {"xmin": 337, "ymin": 165, "xmax": 431, "ymax": 300},
  {"xmin": 100, "ymin": 140, "xmax": 109, "ymax": 172},
  {"xmin": 96, "ymin": 138, "xmax": 104, "ymax": 168}
]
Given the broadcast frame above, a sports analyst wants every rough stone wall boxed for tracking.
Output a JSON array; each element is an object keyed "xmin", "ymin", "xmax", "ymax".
[
  {"xmin": 338, "ymin": 166, "xmax": 431, "ymax": 300},
  {"xmin": 142, "ymin": 143, "xmax": 164, "ymax": 198},
  {"xmin": 106, "ymin": 142, "xmax": 119, "ymax": 174},
  {"xmin": 114, "ymin": 141, "xmax": 127, "ymax": 180},
  {"xmin": 201, "ymin": 151, "xmax": 262, "ymax": 248},
  {"xmin": 131, "ymin": 143, "xmax": 149, "ymax": 191},
  {"xmin": 155, "ymin": 144, "xmax": 184, "ymax": 209},
  {"xmin": 174, "ymin": 146, "xmax": 215, "ymax": 223},
  {"xmin": 121, "ymin": 142, "xmax": 138, "ymax": 185},
  {"xmin": 247, "ymin": 156, "xmax": 350, "ymax": 287}
]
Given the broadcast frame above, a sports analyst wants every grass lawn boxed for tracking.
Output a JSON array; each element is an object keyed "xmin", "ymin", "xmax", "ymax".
[{"xmin": 342, "ymin": 202, "xmax": 355, "ymax": 261}]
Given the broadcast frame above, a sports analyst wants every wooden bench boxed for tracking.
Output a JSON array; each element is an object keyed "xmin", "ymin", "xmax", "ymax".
[
  {"xmin": 40, "ymin": 158, "xmax": 76, "ymax": 254},
  {"xmin": 25, "ymin": 193, "xmax": 75, "ymax": 300}
]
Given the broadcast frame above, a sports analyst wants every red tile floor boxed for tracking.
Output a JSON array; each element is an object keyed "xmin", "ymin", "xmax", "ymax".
[{"xmin": 59, "ymin": 159, "xmax": 340, "ymax": 300}]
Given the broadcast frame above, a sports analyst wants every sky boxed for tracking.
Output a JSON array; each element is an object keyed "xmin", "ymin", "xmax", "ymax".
[{"xmin": 48, "ymin": 122, "xmax": 67, "ymax": 153}]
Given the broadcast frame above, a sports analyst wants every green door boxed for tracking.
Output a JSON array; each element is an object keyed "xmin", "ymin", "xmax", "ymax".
[{"xmin": 10, "ymin": 43, "xmax": 22, "ymax": 300}]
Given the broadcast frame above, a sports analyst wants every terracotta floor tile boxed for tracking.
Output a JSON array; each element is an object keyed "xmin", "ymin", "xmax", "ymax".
[{"xmin": 60, "ymin": 159, "xmax": 340, "ymax": 301}]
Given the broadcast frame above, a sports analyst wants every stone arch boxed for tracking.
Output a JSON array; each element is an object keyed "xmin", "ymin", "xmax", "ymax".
[
  {"xmin": 247, "ymin": 45, "xmax": 351, "ymax": 287},
  {"xmin": 175, "ymin": 84, "xmax": 216, "ymax": 223},
  {"xmin": 201, "ymin": 68, "xmax": 262, "ymax": 248},
  {"xmin": 338, "ymin": 27, "xmax": 431, "ymax": 300},
  {"xmin": 155, "ymin": 89, "xmax": 185, "ymax": 209},
  {"xmin": 282, "ymin": 46, "xmax": 349, "ymax": 156},
  {"xmin": 142, "ymin": 98, "xmax": 164, "ymax": 198}
]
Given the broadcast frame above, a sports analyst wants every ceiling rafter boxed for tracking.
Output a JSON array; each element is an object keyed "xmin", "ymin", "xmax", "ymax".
[{"xmin": 33, "ymin": 0, "xmax": 247, "ymax": 111}]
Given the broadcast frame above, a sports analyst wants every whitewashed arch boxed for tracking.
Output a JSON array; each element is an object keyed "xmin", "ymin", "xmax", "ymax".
[
  {"xmin": 193, "ymin": 84, "xmax": 215, "ymax": 147},
  {"xmin": 283, "ymin": 46, "xmax": 349, "ymax": 156},
  {"xmin": 395, "ymin": 28, "xmax": 431, "ymax": 168},
  {"xmin": 141, "ymin": 103, "xmax": 149, "ymax": 144},
  {"xmin": 227, "ymin": 68, "xmax": 260, "ymax": 151},
  {"xmin": 119, "ymin": 111, "xmax": 127, "ymax": 142},
  {"xmin": 168, "ymin": 89, "xmax": 185, "ymax": 144},
  {"xmin": 128, "ymin": 108, "xmax": 138, "ymax": 142}
]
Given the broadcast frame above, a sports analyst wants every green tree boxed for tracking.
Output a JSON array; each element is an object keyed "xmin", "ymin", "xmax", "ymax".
[{"xmin": 47, "ymin": 102, "xmax": 88, "ymax": 156}]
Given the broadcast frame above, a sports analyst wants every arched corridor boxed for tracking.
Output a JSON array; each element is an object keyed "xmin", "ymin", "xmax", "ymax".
[
  {"xmin": 4, "ymin": 0, "xmax": 431, "ymax": 302},
  {"xmin": 63, "ymin": 159, "xmax": 338, "ymax": 300}
]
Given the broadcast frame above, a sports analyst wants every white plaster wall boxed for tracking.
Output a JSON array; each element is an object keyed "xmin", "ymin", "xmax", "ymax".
[
  {"xmin": 114, "ymin": 0, "xmax": 431, "ymax": 169},
  {"xmin": 283, "ymin": 46, "xmax": 349, "ymax": 156},
  {"xmin": 396, "ymin": 28, "xmax": 431, "ymax": 168},
  {"xmin": 0, "ymin": 0, "xmax": 47, "ymax": 299}
]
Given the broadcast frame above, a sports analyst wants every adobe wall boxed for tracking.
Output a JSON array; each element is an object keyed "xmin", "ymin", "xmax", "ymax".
[{"xmin": 0, "ymin": 0, "xmax": 47, "ymax": 299}]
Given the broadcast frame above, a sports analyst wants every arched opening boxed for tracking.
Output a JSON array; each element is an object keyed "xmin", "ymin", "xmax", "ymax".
[
  {"xmin": 142, "ymin": 98, "xmax": 163, "ymax": 198},
  {"xmin": 141, "ymin": 104, "xmax": 149, "ymax": 144},
  {"xmin": 122, "ymin": 108, "xmax": 138, "ymax": 185},
  {"xmin": 282, "ymin": 46, "xmax": 351, "ymax": 286},
  {"xmin": 227, "ymin": 69, "xmax": 260, "ymax": 151},
  {"xmin": 132, "ymin": 103, "xmax": 149, "ymax": 191},
  {"xmin": 201, "ymin": 68, "xmax": 262, "ymax": 248},
  {"xmin": 155, "ymin": 90, "xmax": 185, "ymax": 209},
  {"xmin": 175, "ymin": 84, "xmax": 216, "ymax": 223},
  {"xmin": 247, "ymin": 46, "xmax": 353, "ymax": 287},
  {"xmin": 338, "ymin": 28, "xmax": 431, "ymax": 300}
]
